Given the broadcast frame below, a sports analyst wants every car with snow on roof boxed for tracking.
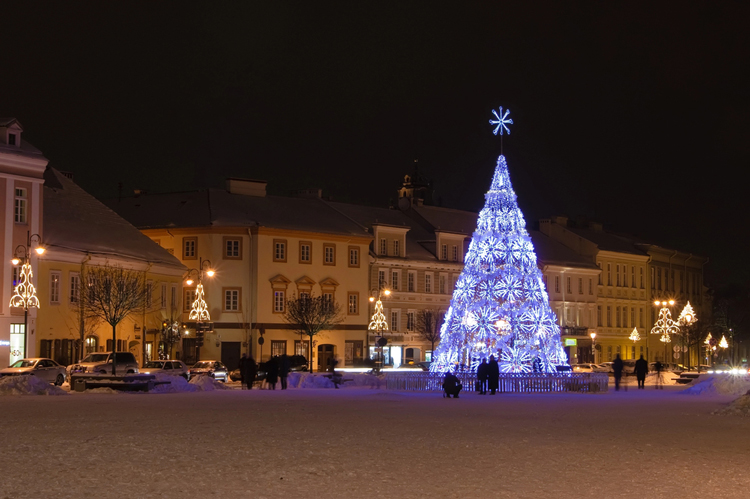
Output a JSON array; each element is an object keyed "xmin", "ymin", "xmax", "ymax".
[{"xmin": 0, "ymin": 358, "xmax": 67, "ymax": 386}]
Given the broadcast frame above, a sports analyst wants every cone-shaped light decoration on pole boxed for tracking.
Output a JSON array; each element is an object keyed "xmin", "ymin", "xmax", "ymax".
[
  {"xmin": 629, "ymin": 328, "xmax": 641, "ymax": 343},
  {"xmin": 719, "ymin": 335, "xmax": 729, "ymax": 349},
  {"xmin": 189, "ymin": 282, "xmax": 210, "ymax": 321},
  {"xmin": 678, "ymin": 301, "xmax": 696, "ymax": 325},
  {"xmin": 368, "ymin": 298, "xmax": 389, "ymax": 333},
  {"xmin": 9, "ymin": 261, "xmax": 40, "ymax": 310}
]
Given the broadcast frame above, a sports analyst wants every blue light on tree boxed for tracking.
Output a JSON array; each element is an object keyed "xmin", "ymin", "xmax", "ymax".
[
  {"xmin": 489, "ymin": 107, "xmax": 513, "ymax": 135},
  {"xmin": 430, "ymin": 154, "xmax": 567, "ymax": 374}
]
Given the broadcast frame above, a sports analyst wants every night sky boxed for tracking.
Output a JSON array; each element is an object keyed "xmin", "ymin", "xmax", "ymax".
[{"xmin": 3, "ymin": 3, "xmax": 748, "ymax": 287}]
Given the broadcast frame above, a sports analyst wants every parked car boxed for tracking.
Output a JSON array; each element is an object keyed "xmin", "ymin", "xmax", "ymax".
[
  {"xmin": 67, "ymin": 352, "xmax": 139, "ymax": 379},
  {"xmin": 189, "ymin": 361, "xmax": 229, "ymax": 382},
  {"xmin": 0, "ymin": 358, "xmax": 67, "ymax": 386},
  {"xmin": 572, "ymin": 363, "xmax": 597, "ymax": 373},
  {"xmin": 140, "ymin": 360, "xmax": 189, "ymax": 379}
]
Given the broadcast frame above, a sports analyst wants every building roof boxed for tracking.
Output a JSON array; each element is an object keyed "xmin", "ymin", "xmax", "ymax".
[
  {"xmin": 410, "ymin": 205, "xmax": 477, "ymax": 234},
  {"xmin": 528, "ymin": 230, "xmax": 599, "ymax": 269},
  {"xmin": 43, "ymin": 168, "xmax": 185, "ymax": 269},
  {"xmin": 106, "ymin": 189, "xmax": 372, "ymax": 238},
  {"xmin": 564, "ymin": 226, "xmax": 648, "ymax": 256}
]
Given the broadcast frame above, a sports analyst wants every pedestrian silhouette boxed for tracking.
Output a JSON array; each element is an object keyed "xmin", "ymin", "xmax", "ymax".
[
  {"xmin": 613, "ymin": 354, "xmax": 624, "ymax": 391},
  {"xmin": 654, "ymin": 360, "xmax": 663, "ymax": 389},
  {"xmin": 487, "ymin": 355, "xmax": 500, "ymax": 395},
  {"xmin": 634, "ymin": 355, "xmax": 648, "ymax": 389},
  {"xmin": 476, "ymin": 358, "xmax": 489, "ymax": 394}
]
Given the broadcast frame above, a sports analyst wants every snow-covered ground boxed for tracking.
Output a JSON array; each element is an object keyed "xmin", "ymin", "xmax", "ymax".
[{"xmin": 1, "ymin": 374, "xmax": 749, "ymax": 498}]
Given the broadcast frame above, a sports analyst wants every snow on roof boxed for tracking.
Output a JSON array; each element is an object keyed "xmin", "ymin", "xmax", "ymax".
[{"xmin": 43, "ymin": 168, "xmax": 185, "ymax": 269}]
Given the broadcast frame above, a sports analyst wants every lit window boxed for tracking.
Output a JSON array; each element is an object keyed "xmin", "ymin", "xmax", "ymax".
[
  {"xmin": 224, "ymin": 289, "xmax": 239, "ymax": 311},
  {"xmin": 348, "ymin": 293, "xmax": 358, "ymax": 314},
  {"xmin": 70, "ymin": 274, "xmax": 80, "ymax": 303},
  {"xmin": 274, "ymin": 291, "xmax": 285, "ymax": 313},
  {"xmin": 225, "ymin": 239, "xmax": 241, "ymax": 259}
]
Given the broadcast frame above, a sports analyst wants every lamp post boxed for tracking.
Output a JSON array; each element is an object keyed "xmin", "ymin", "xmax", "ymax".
[
  {"xmin": 651, "ymin": 300, "xmax": 679, "ymax": 363},
  {"xmin": 678, "ymin": 301, "xmax": 697, "ymax": 370},
  {"xmin": 9, "ymin": 231, "xmax": 45, "ymax": 358},
  {"xmin": 368, "ymin": 287, "xmax": 390, "ymax": 372},
  {"xmin": 589, "ymin": 331, "xmax": 597, "ymax": 364},
  {"xmin": 185, "ymin": 257, "xmax": 215, "ymax": 361}
]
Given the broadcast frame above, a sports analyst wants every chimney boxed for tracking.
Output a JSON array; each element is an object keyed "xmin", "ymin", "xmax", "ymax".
[{"xmin": 226, "ymin": 178, "xmax": 267, "ymax": 197}]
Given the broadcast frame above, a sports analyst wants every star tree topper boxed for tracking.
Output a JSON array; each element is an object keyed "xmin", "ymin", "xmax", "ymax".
[{"xmin": 489, "ymin": 107, "xmax": 513, "ymax": 135}]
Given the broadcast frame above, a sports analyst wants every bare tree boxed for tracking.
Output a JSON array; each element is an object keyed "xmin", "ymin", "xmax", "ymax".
[
  {"xmin": 81, "ymin": 264, "xmax": 148, "ymax": 375},
  {"xmin": 282, "ymin": 294, "xmax": 343, "ymax": 372},
  {"xmin": 416, "ymin": 309, "xmax": 443, "ymax": 354}
]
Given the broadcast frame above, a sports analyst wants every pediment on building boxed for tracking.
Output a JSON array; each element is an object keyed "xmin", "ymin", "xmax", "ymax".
[
  {"xmin": 269, "ymin": 274, "xmax": 291, "ymax": 288},
  {"xmin": 319, "ymin": 277, "xmax": 339, "ymax": 289}
]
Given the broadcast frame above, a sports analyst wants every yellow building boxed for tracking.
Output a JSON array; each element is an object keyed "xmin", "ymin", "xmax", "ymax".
[
  {"xmin": 108, "ymin": 179, "xmax": 372, "ymax": 371},
  {"xmin": 35, "ymin": 169, "xmax": 185, "ymax": 365}
]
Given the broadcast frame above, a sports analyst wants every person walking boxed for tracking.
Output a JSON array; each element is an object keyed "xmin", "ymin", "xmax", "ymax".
[
  {"xmin": 476, "ymin": 358, "xmax": 489, "ymax": 394},
  {"xmin": 654, "ymin": 360, "xmax": 664, "ymax": 389},
  {"xmin": 265, "ymin": 356, "xmax": 279, "ymax": 390},
  {"xmin": 246, "ymin": 355, "xmax": 258, "ymax": 390},
  {"xmin": 634, "ymin": 355, "xmax": 648, "ymax": 389},
  {"xmin": 613, "ymin": 354, "xmax": 624, "ymax": 391},
  {"xmin": 279, "ymin": 354, "xmax": 291, "ymax": 390},
  {"xmin": 487, "ymin": 355, "xmax": 500, "ymax": 395},
  {"xmin": 238, "ymin": 354, "xmax": 247, "ymax": 389}
]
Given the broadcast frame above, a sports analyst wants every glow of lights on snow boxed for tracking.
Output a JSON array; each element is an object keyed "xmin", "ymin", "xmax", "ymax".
[
  {"xmin": 9, "ymin": 261, "xmax": 40, "ymax": 310},
  {"xmin": 489, "ymin": 107, "xmax": 513, "ymax": 136},
  {"xmin": 189, "ymin": 283, "xmax": 210, "ymax": 321}
]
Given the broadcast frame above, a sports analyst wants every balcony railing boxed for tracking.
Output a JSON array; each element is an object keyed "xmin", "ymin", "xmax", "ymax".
[{"xmin": 385, "ymin": 372, "xmax": 609, "ymax": 393}]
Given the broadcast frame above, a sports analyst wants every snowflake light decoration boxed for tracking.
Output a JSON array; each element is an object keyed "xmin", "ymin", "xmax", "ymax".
[
  {"xmin": 500, "ymin": 346, "xmax": 533, "ymax": 373},
  {"xmin": 489, "ymin": 107, "xmax": 513, "ymax": 135}
]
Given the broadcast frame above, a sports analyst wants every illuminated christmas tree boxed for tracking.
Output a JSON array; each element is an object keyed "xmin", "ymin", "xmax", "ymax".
[{"xmin": 431, "ymin": 112, "xmax": 566, "ymax": 373}]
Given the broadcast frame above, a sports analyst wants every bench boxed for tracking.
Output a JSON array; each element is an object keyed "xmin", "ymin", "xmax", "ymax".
[{"xmin": 71, "ymin": 374, "xmax": 170, "ymax": 392}]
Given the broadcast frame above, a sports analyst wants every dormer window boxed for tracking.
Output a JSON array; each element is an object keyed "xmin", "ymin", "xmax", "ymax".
[{"xmin": 8, "ymin": 133, "xmax": 17, "ymax": 146}]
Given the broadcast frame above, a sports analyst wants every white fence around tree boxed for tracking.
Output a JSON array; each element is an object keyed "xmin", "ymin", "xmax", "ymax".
[{"xmin": 385, "ymin": 372, "xmax": 609, "ymax": 393}]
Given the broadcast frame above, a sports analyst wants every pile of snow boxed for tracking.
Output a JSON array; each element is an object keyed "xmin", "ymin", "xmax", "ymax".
[
  {"xmin": 713, "ymin": 391, "xmax": 750, "ymax": 417},
  {"xmin": 0, "ymin": 375, "xmax": 68, "ymax": 396},
  {"xmin": 188, "ymin": 375, "xmax": 231, "ymax": 391},
  {"xmin": 287, "ymin": 372, "xmax": 335, "ymax": 389},
  {"xmin": 344, "ymin": 373, "xmax": 386, "ymax": 389},
  {"xmin": 681, "ymin": 374, "xmax": 750, "ymax": 396},
  {"xmin": 150, "ymin": 373, "xmax": 201, "ymax": 393}
]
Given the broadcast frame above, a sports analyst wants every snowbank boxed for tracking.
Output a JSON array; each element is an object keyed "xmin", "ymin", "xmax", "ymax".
[
  {"xmin": 284, "ymin": 372, "xmax": 385, "ymax": 389},
  {"xmin": 343, "ymin": 373, "xmax": 386, "ymax": 389},
  {"xmin": 0, "ymin": 375, "xmax": 68, "ymax": 396},
  {"xmin": 188, "ymin": 374, "xmax": 231, "ymax": 391},
  {"xmin": 681, "ymin": 374, "xmax": 750, "ymax": 396},
  {"xmin": 713, "ymin": 392, "xmax": 750, "ymax": 417}
]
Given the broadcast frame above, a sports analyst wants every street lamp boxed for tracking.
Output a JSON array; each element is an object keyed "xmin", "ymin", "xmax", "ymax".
[
  {"xmin": 651, "ymin": 300, "xmax": 679, "ymax": 362},
  {"xmin": 368, "ymin": 287, "xmax": 390, "ymax": 371},
  {"xmin": 9, "ymin": 231, "xmax": 45, "ymax": 358},
  {"xmin": 589, "ymin": 331, "xmax": 597, "ymax": 364},
  {"xmin": 185, "ymin": 257, "xmax": 214, "ymax": 321},
  {"xmin": 678, "ymin": 301, "xmax": 697, "ymax": 370}
]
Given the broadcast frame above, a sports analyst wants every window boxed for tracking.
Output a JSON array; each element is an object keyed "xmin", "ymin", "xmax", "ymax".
[
  {"xmin": 607, "ymin": 263, "xmax": 612, "ymax": 286},
  {"xmin": 630, "ymin": 308, "xmax": 635, "ymax": 328},
  {"xmin": 407, "ymin": 272, "xmax": 415, "ymax": 292},
  {"xmin": 597, "ymin": 263, "xmax": 602, "ymax": 285},
  {"xmin": 184, "ymin": 288, "xmax": 196, "ymax": 312},
  {"xmin": 406, "ymin": 311, "xmax": 415, "ymax": 331},
  {"xmin": 171, "ymin": 285, "xmax": 177, "ymax": 309},
  {"xmin": 631, "ymin": 266, "xmax": 636, "ymax": 288},
  {"xmin": 567, "ymin": 277, "xmax": 571, "ymax": 294},
  {"xmin": 160, "ymin": 283, "xmax": 166, "ymax": 309},
  {"xmin": 657, "ymin": 268, "xmax": 662, "ymax": 290},
  {"xmin": 391, "ymin": 271, "xmax": 399, "ymax": 291},
  {"xmin": 299, "ymin": 241, "xmax": 311, "ymax": 264},
  {"xmin": 8, "ymin": 133, "xmax": 17, "ymax": 146},
  {"xmin": 597, "ymin": 306, "xmax": 602, "ymax": 327},
  {"xmin": 348, "ymin": 246, "xmax": 359, "ymax": 267},
  {"xmin": 391, "ymin": 311, "xmax": 399, "ymax": 331},
  {"xmin": 295, "ymin": 340, "xmax": 309, "ymax": 357},
  {"xmin": 323, "ymin": 244, "xmax": 335, "ymax": 265},
  {"xmin": 379, "ymin": 239, "xmax": 387, "ymax": 256},
  {"xmin": 622, "ymin": 307, "xmax": 628, "ymax": 328},
  {"xmin": 378, "ymin": 270, "xmax": 386, "ymax": 288},
  {"xmin": 348, "ymin": 293, "xmax": 359, "ymax": 315},
  {"xmin": 616, "ymin": 307, "xmax": 621, "ymax": 327},
  {"xmin": 606, "ymin": 306, "xmax": 611, "ymax": 327},
  {"xmin": 616, "ymin": 265, "xmax": 620, "ymax": 286},
  {"xmin": 439, "ymin": 275, "xmax": 446, "ymax": 294},
  {"xmin": 441, "ymin": 244, "xmax": 448, "ymax": 260},
  {"xmin": 70, "ymin": 273, "xmax": 80, "ymax": 303},
  {"xmin": 393, "ymin": 240, "xmax": 400, "ymax": 257},
  {"xmin": 271, "ymin": 340, "xmax": 287, "ymax": 357},
  {"xmin": 578, "ymin": 278, "xmax": 583, "ymax": 294},
  {"xmin": 273, "ymin": 290, "xmax": 285, "ymax": 313},
  {"xmin": 224, "ymin": 238, "xmax": 241, "ymax": 259},
  {"xmin": 12, "ymin": 266, "xmax": 20, "ymax": 289},
  {"xmin": 273, "ymin": 239, "xmax": 287, "ymax": 262},
  {"xmin": 50, "ymin": 272, "xmax": 61, "ymax": 304},
  {"xmin": 589, "ymin": 278, "xmax": 593, "ymax": 295},
  {"xmin": 452, "ymin": 245, "xmax": 458, "ymax": 261},
  {"xmin": 425, "ymin": 274, "xmax": 432, "ymax": 293},
  {"xmin": 14, "ymin": 188, "xmax": 27, "ymax": 224},
  {"xmin": 183, "ymin": 237, "xmax": 197, "ymax": 259},
  {"xmin": 146, "ymin": 280, "xmax": 153, "ymax": 308},
  {"xmin": 322, "ymin": 292, "xmax": 333, "ymax": 308},
  {"xmin": 555, "ymin": 276, "xmax": 560, "ymax": 293},
  {"xmin": 651, "ymin": 268, "xmax": 655, "ymax": 289},
  {"xmin": 639, "ymin": 308, "xmax": 644, "ymax": 328},
  {"xmin": 640, "ymin": 267, "xmax": 644, "ymax": 289},
  {"xmin": 224, "ymin": 288, "xmax": 240, "ymax": 311}
]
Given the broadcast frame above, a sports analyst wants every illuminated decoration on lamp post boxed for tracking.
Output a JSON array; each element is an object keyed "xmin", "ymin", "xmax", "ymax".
[
  {"xmin": 719, "ymin": 335, "xmax": 728, "ymax": 349},
  {"xmin": 186, "ymin": 258, "xmax": 214, "ymax": 321},
  {"xmin": 629, "ymin": 328, "xmax": 641, "ymax": 343},
  {"xmin": 430, "ymin": 111, "xmax": 567, "ymax": 374},
  {"xmin": 9, "ymin": 231, "xmax": 45, "ymax": 357},
  {"xmin": 368, "ymin": 288, "xmax": 390, "ymax": 370},
  {"xmin": 678, "ymin": 301, "xmax": 697, "ymax": 369},
  {"xmin": 651, "ymin": 300, "xmax": 679, "ymax": 363}
]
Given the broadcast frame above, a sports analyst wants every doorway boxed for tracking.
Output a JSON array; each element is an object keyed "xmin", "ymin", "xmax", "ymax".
[
  {"xmin": 317, "ymin": 344, "xmax": 335, "ymax": 372},
  {"xmin": 221, "ymin": 341, "xmax": 241, "ymax": 371}
]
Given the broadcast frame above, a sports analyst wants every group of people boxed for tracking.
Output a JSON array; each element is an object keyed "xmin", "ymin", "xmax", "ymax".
[
  {"xmin": 237, "ymin": 353, "xmax": 292, "ymax": 390},
  {"xmin": 611, "ymin": 354, "xmax": 660, "ymax": 390},
  {"xmin": 442, "ymin": 355, "xmax": 502, "ymax": 398}
]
